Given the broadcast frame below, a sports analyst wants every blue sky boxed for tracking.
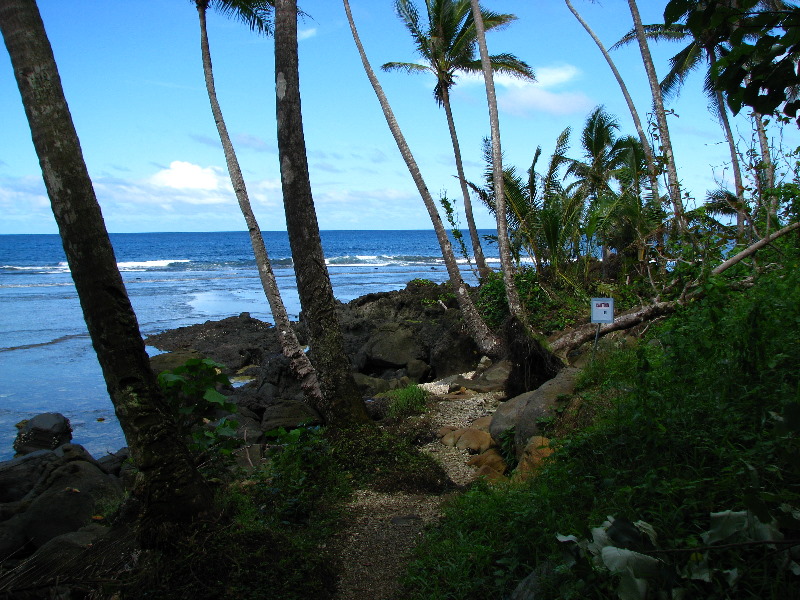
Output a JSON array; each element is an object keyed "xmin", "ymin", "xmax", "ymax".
[{"xmin": 1, "ymin": 0, "xmax": 796, "ymax": 234}]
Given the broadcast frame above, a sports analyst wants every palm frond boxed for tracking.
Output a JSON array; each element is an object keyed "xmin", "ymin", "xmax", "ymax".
[
  {"xmin": 207, "ymin": 0, "xmax": 274, "ymax": 34},
  {"xmin": 610, "ymin": 23, "xmax": 689, "ymax": 51}
]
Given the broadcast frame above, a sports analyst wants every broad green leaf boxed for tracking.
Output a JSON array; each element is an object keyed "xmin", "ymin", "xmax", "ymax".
[{"xmin": 203, "ymin": 388, "xmax": 228, "ymax": 405}]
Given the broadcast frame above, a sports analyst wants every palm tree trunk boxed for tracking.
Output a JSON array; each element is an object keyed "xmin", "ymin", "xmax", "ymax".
[
  {"xmin": 196, "ymin": 3, "xmax": 322, "ymax": 408},
  {"xmin": 705, "ymin": 47, "xmax": 746, "ymax": 241},
  {"xmin": 0, "ymin": 0, "xmax": 212, "ymax": 544},
  {"xmin": 564, "ymin": 0, "xmax": 661, "ymax": 206},
  {"xmin": 716, "ymin": 88, "xmax": 747, "ymax": 240},
  {"xmin": 627, "ymin": 0, "xmax": 686, "ymax": 230},
  {"xmin": 441, "ymin": 87, "xmax": 491, "ymax": 280},
  {"xmin": 468, "ymin": 0, "xmax": 527, "ymax": 328},
  {"xmin": 342, "ymin": 0, "xmax": 502, "ymax": 357},
  {"xmin": 754, "ymin": 111, "xmax": 777, "ymax": 233},
  {"xmin": 274, "ymin": 0, "xmax": 370, "ymax": 427}
]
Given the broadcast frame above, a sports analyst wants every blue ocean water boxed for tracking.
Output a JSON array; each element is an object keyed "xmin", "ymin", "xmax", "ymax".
[{"xmin": 0, "ymin": 230, "xmax": 497, "ymax": 460}]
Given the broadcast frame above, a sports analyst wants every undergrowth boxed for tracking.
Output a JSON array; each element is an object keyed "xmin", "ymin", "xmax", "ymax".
[
  {"xmin": 120, "ymin": 417, "xmax": 452, "ymax": 599},
  {"xmin": 402, "ymin": 263, "xmax": 800, "ymax": 599}
]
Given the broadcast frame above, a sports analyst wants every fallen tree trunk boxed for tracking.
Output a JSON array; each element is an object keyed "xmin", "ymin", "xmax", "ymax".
[
  {"xmin": 712, "ymin": 221, "xmax": 800, "ymax": 275},
  {"xmin": 549, "ymin": 301, "xmax": 677, "ymax": 358}
]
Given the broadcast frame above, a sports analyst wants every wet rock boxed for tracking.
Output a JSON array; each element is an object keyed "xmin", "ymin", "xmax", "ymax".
[
  {"xmin": 0, "ymin": 450, "xmax": 59, "ymax": 503},
  {"xmin": 13, "ymin": 413, "xmax": 72, "ymax": 456}
]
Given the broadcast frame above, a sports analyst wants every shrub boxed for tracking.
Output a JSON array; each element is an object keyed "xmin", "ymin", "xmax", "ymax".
[{"xmin": 384, "ymin": 384, "xmax": 429, "ymax": 419}]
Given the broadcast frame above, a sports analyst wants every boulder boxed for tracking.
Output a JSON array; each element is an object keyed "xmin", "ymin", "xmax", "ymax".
[
  {"xmin": 467, "ymin": 448, "xmax": 507, "ymax": 475},
  {"xmin": 146, "ymin": 313, "xmax": 284, "ymax": 372},
  {"xmin": 353, "ymin": 372, "xmax": 393, "ymax": 396},
  {"xmin": 358, "ymin": 324, "xmax": 424, "ymax": 371},
  {"xmin": 13, "ymin": 413, "xmax": 72, "ymax": 455},
  {"xmin": 474, "ymin": 464, "xmax": 505, "ymax": 481},
  {"xmin": 261, "ymin": 399, "xmax": 321, "ymax": 433},
  {"xmin": 96, "ymin": 447, "xmax": 130, "ymax": 477},
  {"xmin": 470, "ymin": 416, "xmax": 493, "ymax": 432},
  {"xmin": 449, "ymin": 359, "xmax": 513, "ymax": 393},
  {"xmin": 514, "ymin": 368, "xmax": 579, "ymax": 453},
  {"xmin": 149, "ymin": 349, "xmax": 203, "ymax": 374},
  {"xmin": 406, "ymin": 358, "xmax": 430, "ymax": 382},
  {"xmin": 514, "ymin": 436, "xmax": 554, "ymax": 480},
  {"xmin": 489, "ymin": 394, "xmax": 532, "ymax": 443},
  {"xmin": 0, "ymin": 450, "xmax": 60, "ymax": 503},
  {"xmin": 455, "ymin": 429, "xmax": 494, "ymax": 453},
  {"xmin": 0, "ymin": 449, "xmax": 123, "ymax": 559}
]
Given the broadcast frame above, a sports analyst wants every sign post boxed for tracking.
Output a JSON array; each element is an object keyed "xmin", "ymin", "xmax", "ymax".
[{"xmin": 590, "ymin": 298, "xmax": 614, "ymax": 359}]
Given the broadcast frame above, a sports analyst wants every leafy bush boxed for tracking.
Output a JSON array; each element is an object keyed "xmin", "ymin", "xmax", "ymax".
[{"xmin": 157, "ymin": 357, "xmax": 241, "ymax": 458}]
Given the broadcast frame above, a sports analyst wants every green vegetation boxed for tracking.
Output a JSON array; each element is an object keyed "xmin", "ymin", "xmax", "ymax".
[
  {"xmin": 402, "ymin": 262, "xmax": 800, "ymax": 599},
  {"xmin": 382, "ymin": 384, "xmax": 430, "ymax": 419},
  {"xmin": 120, "ymin": 415, "xmax": 451, "ymax": 598},
  {"xmin": 157, "ymin": 357, "xmax": 242, "ymax": 459}
]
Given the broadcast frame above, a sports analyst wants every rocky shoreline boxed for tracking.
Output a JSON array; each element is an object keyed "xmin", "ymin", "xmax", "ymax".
[{"xmin": 0, "ymin": 281, "xmax": 581, "ymax": 597}]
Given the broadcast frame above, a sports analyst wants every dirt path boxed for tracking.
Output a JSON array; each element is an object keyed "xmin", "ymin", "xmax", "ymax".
[{"xmin": 331, "ymin": 388, "xmax": 502, "ymax": 600}]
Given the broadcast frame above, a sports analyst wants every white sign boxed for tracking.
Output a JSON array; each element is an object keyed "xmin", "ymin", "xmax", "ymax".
[{"xmin": 591, "ymin": 297, "xmax": 614, "ymax": 323}]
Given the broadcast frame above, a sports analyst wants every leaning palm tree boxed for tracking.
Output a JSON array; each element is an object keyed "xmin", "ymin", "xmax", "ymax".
[
  {"xmin": 1, "ymin": 0, "xmax": 212, "ymax": 543},
  {"xmin": 193, "ymin": 0, "xmax": 323, "ymax": 408},
  {"xmin": 626, "ymin": 0, "xmax": 686, "ymax": 231},
  {"xmin": 468, "ymin": 0, "xmax": 529, "ymax": 327},
  {"xmin": 612, "ymin": 21, "xmax": 751, "ymax": 240},
  {"xmin": 275, "ymin": 0, "xmax": 370, "ymax": 427},
  {"xmin": 564, "ymin": 0, "xmax": 662, "ymax": 213},
  {"xmin": 382, "ymin": 0, "xmax": 534, "ymax": 280},
  {"xmin": 343, "ymin": 0, "xmax": 503, "ymax": 357}
]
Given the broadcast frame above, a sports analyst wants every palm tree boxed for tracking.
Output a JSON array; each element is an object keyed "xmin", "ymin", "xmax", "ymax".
[
  {"xmin": 382, "ymin": 0, "xmax": 534, "ymax": 281},
  {"xmin": 274, "ymin": 0, "xmax": 370, "ymax": 427},
  {"xmin": 343, "ymin": 0, "xmax": 503, "ymax": 356},
  {"xmin": 564, "ymin": 107, "xmax": 632, "ymax": 275},
  {"xmin": 194, "ymin": 0, "xmax": 323, "ymax": 407},
  {"xmin": 467, "ymin": 0, "xmax": 529, "ymax": 326},
  {"xmin": 469, "ymin": 129, "xmax": 585, "ymax": 283},
  {"xmin": 0, "ymin": 0, "xmax": 212, "ymax": 543},
  {"xmin": 611, "ymin": 21, "xmax": 750, "ymax": 240},
  {"xmin": 627, "ymin": 0, "xmax": 686, "ymax": 232},
  {"xmin": 564, "ymin": 0, "xmax": 662, "ymax": 213}
]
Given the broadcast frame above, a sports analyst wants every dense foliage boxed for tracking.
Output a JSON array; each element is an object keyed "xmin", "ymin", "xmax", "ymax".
[{"xmin": 403, "ymin": 262, "xmax": 800, "ymax": 599}]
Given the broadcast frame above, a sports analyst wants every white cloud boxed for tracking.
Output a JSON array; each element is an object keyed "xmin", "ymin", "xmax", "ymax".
[
  {"xmin": 531, "ymin": 64, "xmax": 582, "ymax": 88},
  {"xmin": 148, "ymin": 161, "xmax": 224, "ymax": 190},
  {"xmin": 298, "ymin": 27, "xmax": 317, "ymax": 41},
  {"xmin": 499, "ymin": 87, "xmax": 593, "ymax": 116},
  {"xmin": 461, "ymin": 63, "xmax": 591, "ymax": 116}
]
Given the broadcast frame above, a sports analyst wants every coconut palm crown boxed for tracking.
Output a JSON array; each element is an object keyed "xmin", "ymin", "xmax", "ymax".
[{"xmin": 381, "ymin": 0, "xmax": 533, "ymax": 104}]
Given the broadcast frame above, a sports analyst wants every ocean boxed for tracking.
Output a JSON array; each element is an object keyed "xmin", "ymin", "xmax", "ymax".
[{"xmin": 0, "ymin": 230, "xmax": 497, "ymax": 460}]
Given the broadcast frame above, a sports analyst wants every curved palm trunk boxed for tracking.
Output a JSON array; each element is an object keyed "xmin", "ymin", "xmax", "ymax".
[
  {"xmin": 468, "ymin": 0, "xmax": 527, "ymax": 326},
  {"xmin": 275, "ymin": 0, "xmax": 369, "ymax": 427},
  {"xmin": 0, "ymin": 0, "xmax": 212, "ymax": 543},
  {"xmin": 196, "ymin": 4, "xmax": 322, "ymax": 407},
  {"xmin": 754, "ymin": 112, "xmax": 776, "ymax": 232},
  {"xmin": 342, "ymin": 0, "xmax": 502, "ymax": 356},
  {"xmin": 703, "ymin": 46, "xmax": 747, "ymax": 241},
  {"xmin": 716, "ymin": 88, "xmax": 747, "ymax": 240},
  {"xmin": 627, "ymin": 0, "xmax": 686, "ymax": 231},
  {"xmin": 564, "ymin": 0, "xmax": 661, "ymax": 205},
  {"xmin": 441, "ymin": 87, "xmax": 491, "ymax": 279}
]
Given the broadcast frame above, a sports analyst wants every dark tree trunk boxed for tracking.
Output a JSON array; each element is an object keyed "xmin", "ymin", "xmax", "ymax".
[
  {"xmin": 274, "ymin": 0, "xmax": 369, "ymax": 427},
  {"xmin": 0, "ymin": 0, "xmax": 212, "ymax": 544}
]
